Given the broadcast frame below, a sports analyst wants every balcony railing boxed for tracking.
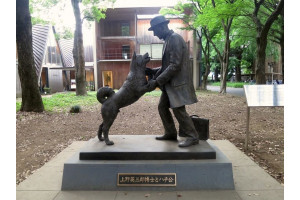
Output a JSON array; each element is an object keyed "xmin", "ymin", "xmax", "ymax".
[{"xmin": 100, "ymin": 48, "xmax": 132, "ymax": 60}]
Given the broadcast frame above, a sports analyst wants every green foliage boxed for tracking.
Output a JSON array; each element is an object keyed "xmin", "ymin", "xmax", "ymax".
[
  {"xmin": 16, "ymin": 101, "xmax": 22, "ymax": 112},
  {"xmin": 31, "ymin": 17, "xmax": 50, "ymax": 25},
  {"xmin": 55, "ymin": 27, "xmax": 74, "ymax": 40},
  {"xmin": 81, "ymin": 0, "xmax": 116, "ymax": 22},
  {"xmin": 43, "ymin": 87, "xmax": 51, "ymax": 94},
  {"xmin": 161, "ymin": 0, "xmax": 282, "ymax": 80},
  {"xmin": 29, "ymin": 0, "xmax": 58, "ymax": 25},
  {"xmin": 241, "ymin": 60, "xmax": 252, "ymax": 74},
  {"xmin": 266, "ymin": 42, "xmax": 279, "ymax": 61},
  {"xmin": 29, "ymin": 0, "xmax": 59, "ymax": 12},
  {"xmin": 240, "ymin": 43, "xmax": 256, "ymax": 74},
  {"xmin": 193, "ymin": 0, "xmax": 244, "ymax": 29},
  {"xmin": 211, "ymin": 82, "xmax": 249, "ymax": 88}
]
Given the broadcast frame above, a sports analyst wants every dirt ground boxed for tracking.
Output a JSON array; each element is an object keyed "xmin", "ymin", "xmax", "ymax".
[{"xmin": 16, "ymin": 91, "xmax": 284, "ymax": 185}]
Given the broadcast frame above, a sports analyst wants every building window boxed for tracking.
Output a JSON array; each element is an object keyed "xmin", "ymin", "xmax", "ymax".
[
  {"xmin": 102, "ymin": 71, "xmax": 113, "ymax": 88},
  {"xmin": 121, "ymin": 22, "xmax": 130, "ymax": 36},
  {"xmin": 139, "ymin": 44, "xmax": 163, "ymax": 59},
  {"xmin": 140, "ymin": 44, "xmax": 151, "ymax": 58},
  {"xmin": 122, "ymin": 45, "xmax": 130, "ymax": 59},
  {"xmin": 151, "ymin": 44, "xmax": 163, "ymax": 59}
]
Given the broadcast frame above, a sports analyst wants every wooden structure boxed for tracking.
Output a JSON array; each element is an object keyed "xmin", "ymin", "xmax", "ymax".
[
  {"xmin": 16, "ymin": 24, "xmax": 96, "ymax": 97},
  {"xmin": 57, "ymin": 37, "xmax": 95, "ymax": 91},
  {"xmin": 94, "ymin": 7, "xmax": 195, "ymax": 89},
  {"xmin": 16, "ymin": 25, "xmax": 64, "ymax": 97}
]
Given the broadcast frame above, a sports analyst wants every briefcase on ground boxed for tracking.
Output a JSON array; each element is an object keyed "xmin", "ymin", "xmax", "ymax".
[{"xmin": 179, "ymin": 115, "xmax": 209, "ymax": 140}]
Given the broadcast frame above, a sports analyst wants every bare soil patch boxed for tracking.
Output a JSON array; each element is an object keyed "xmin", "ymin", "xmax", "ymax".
[{"xmin": 16, "ymin": 91, "xmax": 284, "ymax": 185}]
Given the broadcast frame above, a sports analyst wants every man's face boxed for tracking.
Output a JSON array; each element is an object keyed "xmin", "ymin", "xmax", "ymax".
[{"xmin": 152, "ymin": 25, "xmax": 164, "ymax": 40}]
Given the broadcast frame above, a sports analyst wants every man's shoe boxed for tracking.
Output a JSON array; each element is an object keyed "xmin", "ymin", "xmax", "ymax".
[
  {"xmin": 178, "ymin": 138, "xmax": 199, "ymax": 147},
  {"xmin": 156, "ymin": 134, "xmax": 177, "ymax": 141}
]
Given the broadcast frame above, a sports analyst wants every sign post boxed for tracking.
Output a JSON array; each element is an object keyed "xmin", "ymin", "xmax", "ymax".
[{"xmin": 243, "ymin": 85, "xmax": 284, "ymax": 150}]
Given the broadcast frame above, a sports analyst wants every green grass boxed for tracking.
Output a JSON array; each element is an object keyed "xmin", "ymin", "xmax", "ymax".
[
  {"xmin": 16, "ymin": 90, "xmax": 164, "ymax": 112},
  {"xmin": 16, "ymin": 101, "xmax": 21, "ymax": 111},
  {"xmin": 210, "ymin": 82, "xmax": 249, "ymax": 88},
  {"xmin": 16, "ymin": 91, "xmax": 98, "ymax": 112},
  {"xmin": 143, "ymin": 90, "xmax": 162, "ymax": 97}
]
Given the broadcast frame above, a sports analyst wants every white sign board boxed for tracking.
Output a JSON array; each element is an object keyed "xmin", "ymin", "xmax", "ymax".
[{"xmin": 243, "ymin": 85, "xmax": 284, "ymax": 107}]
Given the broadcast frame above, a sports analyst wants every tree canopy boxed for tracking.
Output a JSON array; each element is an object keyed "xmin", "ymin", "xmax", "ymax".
[{"xmin": 161, "ymin": 0, "xmax": 284, "ymax": 88}]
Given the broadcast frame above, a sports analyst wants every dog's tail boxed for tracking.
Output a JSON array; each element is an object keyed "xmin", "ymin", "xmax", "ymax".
[{"xmin": 97, "ymin": 87, "xmax": 115, "ymax": 104}]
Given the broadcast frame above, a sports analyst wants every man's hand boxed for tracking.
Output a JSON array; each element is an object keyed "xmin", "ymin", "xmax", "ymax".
[
  {"xmin": 145, "ymin": 67, "xmax": 154, "ymax": 80},
  {"xmin": 145, "ymin": 67, "xmax": 155, "ymax": 76},
  {"xmin": 147, "ymin": 79, "xmax": 158, "ymax": 91}
]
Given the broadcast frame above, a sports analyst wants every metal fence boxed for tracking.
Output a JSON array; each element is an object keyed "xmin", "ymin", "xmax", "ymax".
[{"xmin": 100, "ymin": 48, "xmax": 132, "ymax": 60}]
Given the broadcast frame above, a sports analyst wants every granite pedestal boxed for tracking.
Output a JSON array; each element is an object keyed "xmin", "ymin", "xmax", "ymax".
[
  {"xmin": 79, "ymin": 135, "xmax": 216, "ymax": 160},
  {"xmin": 61, "ymin": 135, "xmax": 234, "ymax": 191}
]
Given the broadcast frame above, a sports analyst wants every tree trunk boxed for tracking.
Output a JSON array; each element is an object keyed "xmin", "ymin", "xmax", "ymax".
[
  {"xmin": 201, "ymin": 56, "xmax": 211, "ymax": 90},
  {"xmin": 214, "ymin": 67, "xmax": 219, "ymax": 82},
  {"xmin": 255, "ymin": 34, "xmax": 267, "ymax": 84},
  {"xmin": 235, "ymin": 49, "xmax": 243, "ymax": 82},
  {"xmin": 16, "ymin": 0, "xmax": 44, "ymax": 112},
  {"xmin": 235, "ymin": 64, "xmax": 241, "ymax": 82},
  {"xmin": 200, "ymin": 32, "xmax": 211, "ymax": 90},
  {"xmin": 72, "ymin": 0, "xmax": 87, "ymax": 96},
  {"xmin": 219, "ymin": 60, "xmax": 228, "ymax": 93},
  {"xmin": 219, "ymin": 21, "xmax": 232, "ymax": 94},
  {"xmin": 280, "ymin": 35, "xmax": 284, "ymax": 84},
  {"xmin": 252, "ymin": 0, "xmax": 284, "ymax": 84}
]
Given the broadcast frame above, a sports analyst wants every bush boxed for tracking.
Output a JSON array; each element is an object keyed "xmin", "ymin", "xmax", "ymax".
[
  {"xmin": 70, "ymin": 105, "xmax": 82, "ymax": 113},
  {"xmin": 44, "ymin": 87, "xmax": 51, "ymax": 94}
]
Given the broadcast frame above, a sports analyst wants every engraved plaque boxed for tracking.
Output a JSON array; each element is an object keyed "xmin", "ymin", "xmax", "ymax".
[
  {"xmin": 117, "ymin": 173, "xmax": 176, "ymax": 186},
  {"xmin": 244, "ymin": 85, "xmax": 284, "ymax": 107}
]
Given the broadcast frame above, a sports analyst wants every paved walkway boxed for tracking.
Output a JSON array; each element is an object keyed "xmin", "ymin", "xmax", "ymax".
[
  {"xmin": 207, "ymin": 86, "xmax": 245, "ymax": 97},
  {"xmin": 16, "ymin": 140, "xmax": 283, "ymax": 200}
]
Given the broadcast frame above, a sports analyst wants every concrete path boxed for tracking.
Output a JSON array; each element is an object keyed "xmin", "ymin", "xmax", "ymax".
[
  {"xmin": 207, "ymin": 86, "xmax": 245, "ymax": 97},
  {"xmin": 16, "ymin": 140, "xmax": 283, "ymax": 200}
]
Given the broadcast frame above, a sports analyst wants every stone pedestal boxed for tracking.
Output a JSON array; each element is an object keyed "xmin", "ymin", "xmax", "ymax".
[{"xmin": 61, "ymin": 135, "xmax": 234, "ymax": 191}]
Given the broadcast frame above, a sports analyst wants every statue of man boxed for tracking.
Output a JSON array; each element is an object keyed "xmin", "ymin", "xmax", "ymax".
[{"xmin": 146, "ymin": 15, "xmax": 199, "ymax": 147}]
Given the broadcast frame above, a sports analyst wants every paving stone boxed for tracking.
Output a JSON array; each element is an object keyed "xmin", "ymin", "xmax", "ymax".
[
  {"xmin": 63, "ymin": 142, "xmax": 85, "ymax": 152},
  {"xmin": 222, "ymin": 150, "xmax": 257, "ymax": 167},
  {"xmin": 236, "ymin": 190, "xmax": 284, "ymax": 200},
  {"xmin": 208, "ymin": 140, "xmax": 256, "ymax": 167},
  {"xmin": 17, "ymin": 166, "xmax": 63, "ymax": 191},
  {"xmin": 233, "ymin": 165, "xmax": 276, "ymax": 179},
  {"xmin": 115, "ymin": 191, "xmax": 177, "ymax": 200},
  {"xmin": 234, "ymin": 173, "xmax": 282, "ymax": 191},
  {"xmin": 44, "ymin": 151, "xmax": 78, "ymax": 167},
  {"xmin": 16, "ymin": 191, "xmax": 59, "ymax": 200},
  {"xmin": 54, "ymin": 191, "xmax": 117, "ymax": 200},
  {"xmin": 210, "ymin": 140, "xmax": 238, "ymax": 151},
  {"xmin": 176, "ymin": 190, "xmax": 242, "ymax": 200}
]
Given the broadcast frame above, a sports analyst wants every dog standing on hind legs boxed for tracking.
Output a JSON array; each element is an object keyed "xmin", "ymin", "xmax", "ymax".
[{"xmin": 96, "ymin": 52, "xmax": 151, "ymax": 145}]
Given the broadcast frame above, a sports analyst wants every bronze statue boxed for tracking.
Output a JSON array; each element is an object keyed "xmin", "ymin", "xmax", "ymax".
[
  {"xmin": 97, "ymin": 52, "xmax": 151, "ymax": 145},
  {"xmin": 146, "ymin": 15, "xmax": 199, "ymax": 147}
]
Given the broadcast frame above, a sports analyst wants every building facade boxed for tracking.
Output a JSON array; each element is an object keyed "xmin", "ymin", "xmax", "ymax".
[{"xmin": 94, "ymin": 7, "xmax": 196, "ymax": 89}]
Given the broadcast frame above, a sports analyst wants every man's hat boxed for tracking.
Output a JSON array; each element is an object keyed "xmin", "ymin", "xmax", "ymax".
[{"xmin": 148, "ymin": 15, "xmax": 170, "ymax": 31}]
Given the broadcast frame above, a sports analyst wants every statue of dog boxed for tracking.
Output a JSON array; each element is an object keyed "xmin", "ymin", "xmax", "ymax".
[{"xmin": 96, "ymin": 52, "xmax": 151, "ymax": 145}]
